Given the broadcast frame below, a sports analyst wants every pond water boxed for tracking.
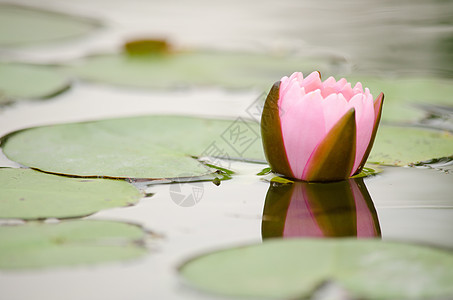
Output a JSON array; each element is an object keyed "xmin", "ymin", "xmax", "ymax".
[{"xmin": 0, "ymin": 0, "xmax": 452, "ymax": 299}]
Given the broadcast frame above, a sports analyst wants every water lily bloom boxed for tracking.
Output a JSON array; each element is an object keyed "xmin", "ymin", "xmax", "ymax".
[{"xmin": 261, "ymin": 71, "xmax": 384, "ymax": 182}]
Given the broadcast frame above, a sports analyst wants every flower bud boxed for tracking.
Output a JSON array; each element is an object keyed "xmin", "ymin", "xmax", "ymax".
[{"xmin": 261, "ymin": 72, "xmax": 384, "ymax": 182}]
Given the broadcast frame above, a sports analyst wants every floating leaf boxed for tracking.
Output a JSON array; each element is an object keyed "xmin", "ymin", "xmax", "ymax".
[
  {"xmin": 369, "ymin": 126, "xmax": 453, "ymax": 166},
  {"xmin": 0, "ymin": 168, "xmax": 142, "ymax": 220},
  {"xmin": 348, "ymin": 76, "xmax": 453, "ymax": 123},
  {"xmin": 351, "ymin": 165, "xmax": 382, "ymax": 178},
  {"xmin": 64, "ymin": 51, "xmax": 337, "ymax": 89},
  {"xmin": 0, "ymin": 63, "xmax": 70, "ymax": 103},
  {"xmin": 0, "ymin": 220, "xmax": 147, "ymax": 269},
  {"xmin": 256, "ymin": 167, "xmax": 272, "ymax": 176},
  {"xmin": 179, "ymin": 239, "xmax": 453, "ymax": 299},
  {"xmin": 2, "ymin": 116, "xmax": 265, "ymax": 179},
  {"xmin": 0, "ymin": 4, "xmax": 101, "ymax": 47},
  {"xmin": 269, "ymin": 176, "xmax": 294, "ymax": 185},
  {"xmin": 3, "ymin": 116, "xmax": 452, "ymax": 178}
]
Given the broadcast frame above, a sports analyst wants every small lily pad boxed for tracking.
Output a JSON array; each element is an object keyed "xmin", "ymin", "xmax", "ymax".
[
  {"xmin": 0, "ymin": 220, "xmax": 147, "ymax": 269},
  {"xmin": 0, "ymin": 168, "xmax": 142, "ymax": 220},
  {"xmin": 351, "ymin": 165, "xmax": 382, "ymax": 178},
  {"xmin": 0, "ymin": 4, "xmax": 101, "ymax": 47},
  {"xmin": 369, "ymin": 126, "xmax": 453, "ymax": 166},
  {"xmin": 65, "ymin": 51, "xmax": 337, "ymax": 89},
  {"xmin": 256, "ymin": 167, "xmax": 272, "ymax": 176},
  {"xmin": 179, "ymin": 239, "xmax": 453, "ymax": 299},
  {"xmin": 0, "ymin": 63, "xmax": 70, "ymax": 103},
  {"xmin": 2, "ymin": 116, "xmax": 265, "ymax": 179}
]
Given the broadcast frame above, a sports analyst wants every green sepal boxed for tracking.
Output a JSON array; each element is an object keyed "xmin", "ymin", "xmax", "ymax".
[
  {"xmin": 260, "ymin": 81, "xmax": 294, "ymax": 178},
  {"xmin": 303, "ymin": 108, "xmax": 357, "ymax": 182},
  {"xmin": 354, "ymin": 92, "xmax": 384, "ymax": 175}
]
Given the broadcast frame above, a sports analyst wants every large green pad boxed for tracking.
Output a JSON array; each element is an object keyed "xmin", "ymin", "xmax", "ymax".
[
  {"xmin": 2, "ymin": 116, "xmax": 265, "ymax": 179},
  {"xmin": 180, "ymin": 238, "xmax": 453, "ymax": 299}
]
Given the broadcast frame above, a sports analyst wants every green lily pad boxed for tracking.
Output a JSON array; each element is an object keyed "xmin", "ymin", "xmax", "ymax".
[
  {"xmin": 0, "ymin": 220, "xmax": 147, "ymax": 269},
  {"xmin": 1, "ymin": 116, "xmax": 265, "ymax": 179},
  {"xmin": 0, "ymin": 168, "xmax": 142, "ymax": 220},
  {"xmin": 0, "ymin": 63, "xmax": 70, "ymax": 103},
  {"xmin": 348, "ymin": 76, "xmax": 453, "ymax": 123},
  {"xmin": 2, "ymin": 116, "xmax": 451, "ymax": 178},
  {"xmin": 0, "ymin": 4, "xmax": 101, "ymax": 47},
  {"xmin": 369, "ymin": 126, "xmax": 453, "ymax": 166},
  {"xmin": 179, "ymin": 238, "xmax": 453, "ymax": 299},
  {"xmin": 65, "ymin": 51, "xmax": 336, "ymax": 89}
]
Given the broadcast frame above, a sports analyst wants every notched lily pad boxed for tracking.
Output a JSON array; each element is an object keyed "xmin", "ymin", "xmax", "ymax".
[
  {"xmin": 0, "ymin": 63, "xmax": 70, "ymax": 104},
  {"xmin": 1, "ymin": 116, "xmax": 265, "ymax": 179},
  {"xmin": 0, "ymin": 220, "xmax": 147, "ymax": 269},
  {"xmin": 179, "ymin": 239, "xmax": 453, "ymax": 299},
  {"xmin": 0, "ymin": 4, "xmax": 101, "ymax": 47},
  {"xmin": 0, "ymin": 168, "xmax": 142, "ymax": 220}
]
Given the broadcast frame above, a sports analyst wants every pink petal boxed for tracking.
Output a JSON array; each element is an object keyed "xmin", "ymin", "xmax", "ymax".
[
  {"xmin": 280, "ymin": 72, "xmax": 303, "ymax": 93},
  {"xmin": 281, "ymin": 90, "xmax": 326, "ymax": 179},
  {"xmin": 322, "ymin": 93, "xmax": 349, "ymax": 132},
  {"xmin": 373, "ymin": 92, "xmax": 384, "ymax": 124},
  {"xmin": 335, "ymin": 78, "xmax": 348, "ymax": 91},
  {"xmin": 339, "ymin": 82, "xmax": 354, "ymax": 101},
  {"xmin": 278, "ymin": 78, "xmax": 305, "ymax": 116},
  {"xmin": 320, "ymin": 76, "xmax": 338, "ymax": 98},
  {"xmin": 280, "ymin": 76, "xmax": 290, "ymax": 91},
  {"xmin": 322, "ymin": 76, "xmax": 337, "ymax": 88},
  {"xmin": 301, "ymin": 71, "xmax": 322, "ymax": 93},
  {"xmin": 353, "ymin": 82, "xmax": 363, "ymax": 94},
  {"xmin": 348, "ymin": 94, "xmax": 375, "ymax": 174}
]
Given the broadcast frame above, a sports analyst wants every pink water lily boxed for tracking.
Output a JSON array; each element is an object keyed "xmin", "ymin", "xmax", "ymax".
[{"xmin": 261, "ymin": 71, "xmax": 384, "ymax": 182}]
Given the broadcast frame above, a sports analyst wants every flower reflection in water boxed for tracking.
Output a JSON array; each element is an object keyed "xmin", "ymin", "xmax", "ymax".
[{"xmin": 262, "ymin": 178, "xmax": 380, "ymax": 239}]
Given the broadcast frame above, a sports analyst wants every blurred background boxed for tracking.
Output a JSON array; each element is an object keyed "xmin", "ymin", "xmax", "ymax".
[{"xmin": 2, "ymin": 0, "xmax": 453, "ymax": 77}]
